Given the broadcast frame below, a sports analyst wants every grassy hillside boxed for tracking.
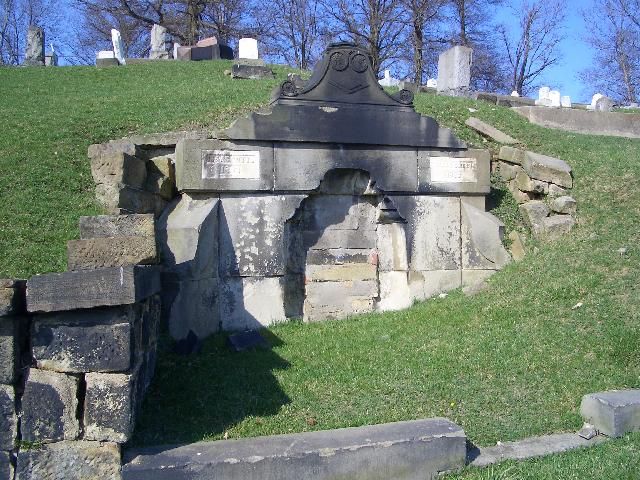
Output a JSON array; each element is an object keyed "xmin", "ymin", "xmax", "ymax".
[{"xmin": 2, "ymin": 61, "xmax": 639, "ymax": 475}]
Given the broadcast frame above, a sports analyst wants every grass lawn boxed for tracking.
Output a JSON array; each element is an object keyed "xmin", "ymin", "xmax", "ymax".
[{"xmin": 1, "ymin": 61, "xmax": 639, "ymax": 475}]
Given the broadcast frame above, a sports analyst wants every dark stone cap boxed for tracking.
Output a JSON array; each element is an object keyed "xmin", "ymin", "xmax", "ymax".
[{"xmin": 222, "ymin": 43, "xmax": 466, "ymax": 149}]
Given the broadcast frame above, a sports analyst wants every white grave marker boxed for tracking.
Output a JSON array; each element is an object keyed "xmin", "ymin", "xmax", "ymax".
[
  {"xmin": 561, "ymin": 95, "xmax": 572, "ymax": 108},
  {"xmin": 426, "ymin": 78, "xmax": 437, "ymax": 88},
  {"xmin": 238, "ymin": 38, "xmax": 259, "ymax": 60},
  {"xmin": 111, "ymin": 29, "xmax": 126, "ymax": 65},
  {"xmin": 549, "ymin": 90, "xmax": 561, "ymax": 107}
]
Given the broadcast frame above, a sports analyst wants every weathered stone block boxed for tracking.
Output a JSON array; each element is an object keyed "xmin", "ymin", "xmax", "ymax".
[
  {"xmin": 274, "ymin": 144, "xmax": 418, "ymax": 192},
  {"xmin": 158, "ymin": 194, "xmax": 219, "ymax": 280},
  {"xmin": 145, "ymin": 170, "xmax": 175, "ymax": 200},
  {"xmin": 89, "ymin": 140, "xmax": 138, "ymax": 160},
  {"xmin": 300, "ymin": 195, "xmax": 377, "ymax": 231},
  {"xmin": 122, "ymin": 418, "xmax": 466, "ymax": 480},
  {"xmin": 508, "ymin": 181, "xmax": 537, "ymax": 204},
  {"xmin": 496, "ymin": 161, "xmax": 522, "ymax": 181},
  {"xmin": 438, "ymin": 44, "xmax": 472, "ymax": 95},
  {"xmin": 305, "ymin": 249, "xmax": 371, "ymax": 266},
  {"xmin": 461, "ymin": 199, "xmax": 511, "ymax": 270},
  {"xmin": 79, "ymin": 214, "xmax": 155, "ymax": 239},
  {"xmin": 220, "ymin": 277, "xmax": 288, "ymax": 331},
  {"xmin": 163, "ymin": 277, "xmax": 219, "ymax": 341},
  {"xmin": 498, "ymin": 146, "xmax": 525, "ymax": 165},
  {"xmin": 377, "ymin": 223, "xmax": 409, "ymax": 272},
  {"xmin": 15, "ymin": 441, "xmax": 121, "ymax": 480},
  {"xmin": 417, "ymin": 149, "xmax": 490, "ymax": 194},
  {"xmin": 95, "ymin": 183, "xmax": 167, "ymax": 216},
  {"xmin": 391, "ymin": 196, "xmax": 461, "ymax": 271},
  {"xmin": 306, "ymin": 264, "xmax": 377, "ymax": 282},
  {"xmin": 219, "ymin": 195, "xmax": 306, "ymax": 276},
  {"xmin": 231, "ymin": 63, "xmax": 275, "ymax": 79},
  {"xmin": 519, "ymin": 201, "xmax": 550, "ymax": 230},
  {"xmin": 304, "ymin": 280, "xmax": 378, "ymax": 321},
  {"xmin": 0, "ymin": 315, "xmax": 27, "ymax": 385},
  {"xmin": 508, "ymin": 230, "xmax": 526, "ymax": 261},
  {"xmin": 21, "ymin": 369, "xmax": 79, "ymax": 443},
  {"xmin": 378, "ymin": 271, "xmax": 412, "ymax": 312},
  {"xmin": 514, "ymin": 171, "xmax": 548, "ymax": 194},
  {"xmin": 85, "ymin": 371, "xmax": 137, "ymax": 442},
  {"xmin": 91, "ymin": 151, "xmax": 147, "ymax": 188},
  {"xmin": 176, "ymin": 139, "xmax": 274, "ymax": 192},
  {"xmin": 27, "ymin": 265, "xmax": 160, "ymax": 313},
  {"xmin": 548, "ymin": 183, "xmax": 568, "ymax": 198},
  {"xmin": 0, "ymin": 279, "xmax": 26, "ymax": 317},
  {"xmin": 536, "ymin": 215, "xmax": 576, "ymax": 241},
  {"xmin": 550, "ymin": 195, "xmax": 577, "ymax": 215},
  {"xmin": 465, "ymin": 117, "xmax": 519, "ymax": 144},
  {"xmin": 32, "ymin": 306, "xmax": 135, "ymax": 373},
  {"xmin": 0, "ymin": 385, "xmax": 17, "ymax": 450},
  {"xmin": 304, "ymin": 228, "xmax": 377, "ymax": 250},
  {"xmin": 67, "ymin": 236, "xmax": 157, "ymax": 270},
  {"xmin": 522, "ymin": 151, "xmax": 573, "ymax": 188},
  {"xmin": 580, "ymin": 390, "xmax": 640, "ymax": 437},
  {"xmin": 148, "ymin": 155, "xmax": 174, "ymax": 179}
]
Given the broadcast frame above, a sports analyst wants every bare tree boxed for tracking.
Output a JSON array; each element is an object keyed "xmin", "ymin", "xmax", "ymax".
[
  {"xmin": 499, "ymin": 0, "xmax": 565, "ymax": 95},
  {"xmin": 402, "ymin": 0, "xmax": 446, "ymax": 84},
  {"xmin": 321, "ymin": 0, "xmax": 408, "ymax": 76},
  {"xmin": 581, "ymin": 0, "xmax": 639, "ymax": 103}
]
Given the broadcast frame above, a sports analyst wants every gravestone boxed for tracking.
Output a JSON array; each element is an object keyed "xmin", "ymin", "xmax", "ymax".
[
  {"xmin": 173, "ymin": 42, "xmax": 181, "ymax": 59},
  {"xmin": 588, "ymin": 93, "xmax": 604, "ymax": 110},
  {"xmin": 561, "ymin": 95, "xmax": 571, "ymax": 108},
  {"xmin": 427, "ymin": 78, "xmax": 437, "ymax": 88},
  {"xmin": 163, "ymin": 41, "xmax": 509, "ymax": 338},
  {"xmin": 45, "ymin": 43, "xmax": 58, "ymax": 66},
  {"xmin": 511, "ymin": 91, "xmax": 520, "ymax": 97},
  {"xmin": 536, "ymin": 86, "xmax": 551, "ymax": 106},
  {"xmin": 176, "ymin": 36, "xmax": 233, "ymax": 61},
  {"xmin": 436, "ymin": 45, "xmax": 473, "ymax": 96},
  {"xmin": 548, "ymin": 90, "xmax": 561, "ymax": 107},
  {"xmin": 595, "ymin": 95, "xmax": 614, "ymax": 112},
  {"xmin": 238, "ymin": 38, "xmax": 259, "ymax": 59},
  {"xmin": 96, "ymin": 50, "xmax": 118, "ymax": 67},
  {"xmin": 149, "ymin": 24, "xmax": 172, "ymax": 59},
  {"xmin": 24, "ymin": 26, "xmax": 44, "ymax": 66},
  {"xmin": 379, "ymin": 69, "xmax": 400, "ymax": 87},
  {"xmin": 111, "ymin": 29, "xmax": 126, "ymax": 65}
]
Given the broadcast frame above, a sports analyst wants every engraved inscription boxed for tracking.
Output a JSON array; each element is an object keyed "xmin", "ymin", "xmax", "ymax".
[
  {"xmin": 202, "ymin": 150, "xmax": 260, "ymax": 179},
  {"xmin": 430, "ymin": 157, "xmax": 477, "ymax": 183}
]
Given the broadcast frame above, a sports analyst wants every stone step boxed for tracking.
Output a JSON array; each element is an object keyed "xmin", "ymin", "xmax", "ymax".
[
  {"xmin": 67, "ymin": 236, "xmax": 157, "ymax": 271},
  {"xmin": 123, "ymin": 418, "xmax": 466, "ymax": 480}
]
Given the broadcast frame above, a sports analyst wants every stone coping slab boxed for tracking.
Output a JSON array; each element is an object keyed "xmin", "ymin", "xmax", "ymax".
[
  {"xmin": 468, "ymin": 433, "xmax": 607, "ymax": 467},
  {"xmin": 123, "ymin": 418, "xmax": 466, "ymax": 480},
  {"xmin": 513, "ymin": 106, "xmax": 640, "ymax": 139}
]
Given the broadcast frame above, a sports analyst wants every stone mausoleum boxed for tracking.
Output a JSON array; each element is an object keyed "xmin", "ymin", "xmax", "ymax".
[{"xmin": 160, "ymin": 41, "xmax": 510, "ymax": 340}]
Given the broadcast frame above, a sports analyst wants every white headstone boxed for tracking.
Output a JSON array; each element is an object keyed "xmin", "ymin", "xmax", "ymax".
[
  {"xmin": 97, "ymin": 50, "xmax": 116, "ymax": 59},
  {"xmin": 549, "ymin": 90, "xmax": 561, "ymax": 107},
  {"xmin": 426, "ymin": 78, "xmax": 437, "ymax": 88},
  {"xmin": 238, "ymin": 38, "xmax": 259, "ymax": 60},
  {"xmin": 111, "ymin": 28, "xmax": 126, "ymax": 65},
  {"xmin": 379, "ymin": 69, "xmax": 400, "ymax": 87},
  {"xmin": 561, "ymin": 95, "xmax": 572, "ymax": 108},
  {"xmin": 436, "ymin": 45, "xmax": 473, "ymax": 96},
  {"xmin": 588, "ymin": 93, "xmax": 604, "ymax": 110},
  {"xmin": 173, "ymin": 43, "xmax": 181, "ymax": 60},
  {"xmin": 511, "ymin": 90, "xmax": 520, "ymax": 97},
  {"xmin": 150, "ymin": 24, "xmax": 171, "ymax": 59},
  {"xmin": 535, "ymin": 86, "xmax": 551, "ymax": 106}
]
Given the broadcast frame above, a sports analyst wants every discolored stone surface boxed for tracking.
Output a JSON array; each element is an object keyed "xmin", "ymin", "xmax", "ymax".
[
  {"xmin": 0, "ymin": 384, "xmax": 17, "ymax": 450},
  {"xmin": 522, "ymin": 151, "xmax": 573, "ymax": 188},
  {"xmin": 519, "ymin": 201, "xmax": 550, "ymax": 230},
  {"xmin": 498, "ymin": 146, "xmax": 525, "ymax": 165},
  {"xmin": 79, "ymin": 214, "xmax": 155, "ymax": 239},
  {"xmin": 15, "ymin": 441, "xmax": 121, "ymax": 480},
  {"xmin": 580, "ymin": 390, "xmax": 640, "ymax": 437},
  {"xmin": 84, "ymin": 371, "xmax": 137, "ymax": 442},
  {"xmin": 95, "ymin": 183, "xmax": 167, "ymax": 216},
  {"xmin": 304, "ymin": 280, "xmax": 378, "ymax": 321},
  {"xmin": 21, "ymin": 369, "xmax": 79, "ymax": 443},
  {"xmin": 220, "ymin": 276, "xmax": 288, "ymax": 331},
  {"xmin": 550, "ymin": 196, "xmax": 577, "ymax": 215},
  {"xmin": 91, "ymin": 151, "xmax": 147, "ymax": 188},
  {"xmin": 514, "ymin": 171, "xmax": 548, "ymax": 194},
  {"xmin": 461, "ymin": 199, "xmax": 511, "ymax": 270},
  {"xmin": 27, "ymin": 265, "xmax": 160, "ymax": 313},
  {"xmin": 67, "ymin": 236, "xmax": 157, "ymax": 270},
  {"xmin": 377, "ymin": 271, "xmax": 411, "ymax": 312},
  {"xmin": 163, "ymin": 277, "xmax": 220, "ymax": 340},
  {"xmin": 536, "ymin": 215, "xmax": 576, "ymax": 241},
  {"xmin": 32, "ymin": 306, "xmax": 135, "ymax": 373},
  {"xmin": 377, "ymin": 223, "xmax": 409, "ymax": 272},
  {"xmin": 231, "ymin": 63, "xmax": 275, "ymax": 79},
  {"xmin": 0, "ymin": 315, "xmax": 28, "ymax": 385}
]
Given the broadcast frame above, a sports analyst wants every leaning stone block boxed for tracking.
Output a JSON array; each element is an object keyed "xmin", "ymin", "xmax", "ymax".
[
  {"xmin": 535, "ymin": 215, "xmax": 576, "ymax": 241},
  {"xmin": 122, "ymin": 418, "xmax": 466, "ymax": 480},
  {"xmin": 0, "ymin": 385, "xmax": 17, "ymax": 450},
  {"xmin": 95, "ymin": 183, "xmax": 167, "ymax": 216},
  {"xmin": 15, "ymin": 441, "xmax": 121, "ymax": 480},
  {"xmin": 27, "ymin": 265, "xmax": 160, "ymax": 313},
  {"xmin": 220, "ymin": 277, "xmax": 288, "ymax": 331},
  {"xmin": 496, "ymin": 162, "xmax": 522, "ymax": 181},
  {"xmin": 84, "ymin": 371, "xmax": 137, "ymax": 442},
  {"xmin": 519, "ymin": 200, "xmax": 550, "ymax": 230},
  {"xmin": 514, "ymin": 171, "xmax": 548, "ymax": 194},
  {"xmin": 377, "ymin": 223, "xmax": 409, "ymax": 272},
  {"xmin": 550, "ymin": 195, "xmax": 577, "ymax": 215},
  {"xmin": 157, "ymin": 195, "xmax": 219, "ymax": 280},
  {"xmin": 32, "ymin": 306, "xmax": 135, "ymax": 373},
  {"xmin": 21, "ymin": 369, "xmax": 79, "ymax": 443},
  {"xmin": 580, "ymin": 390, "xmax": 640, "ymax": 437},
  {"xmin": 79, "ymin": 214, "xmax": 155, "ymax": 239},
  {"xmin": 0, "ymin": 279, "xmax": 26, "ymax": 317},
  {"xmin": 548, "ymin": 184, "xmax": 568, "ymax": 198},
  {"xmin": 91, "ymin": 151, "xmax": 147, "ymax": 188},
  {"xmin": 67, "ymin": 236, "xmax": 157, "ymax": 271},
  {"xmin": 378, "ymin": 271, "xmax": 412, "ymax": 312},
  {"xmin": 498, "ymin": 146, "xmax": 525, "ymax": 165},
  {"xmin": 465, "ymin": 117, "xmax": 519, "ymax": 144},
  {"xmin": 522, "ymin": 151, "xmax": 573, "ymax": 188},
  {"xmin": 0, "ymin": 316, "xmax": 28, "ymax": 384},
  {"xmin": 461, "ymin": 199, "xmax": 511, "ymax": 270}
]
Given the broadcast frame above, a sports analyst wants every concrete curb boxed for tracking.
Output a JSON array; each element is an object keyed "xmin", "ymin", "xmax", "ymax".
[{"xmin": 123, "ymin": 418, "xmax": 466, "ymax": 480}]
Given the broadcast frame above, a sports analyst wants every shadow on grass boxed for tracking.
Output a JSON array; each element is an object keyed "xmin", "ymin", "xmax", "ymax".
[{"xmin": 131, "ymin": 328, "xmax": 291, "ymax": 447}]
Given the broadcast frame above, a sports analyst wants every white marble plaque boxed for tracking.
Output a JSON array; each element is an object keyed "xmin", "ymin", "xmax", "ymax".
[
  {"xmin": 202, "ymin": 150, "xmax": 260, "ymax": 179},
  {"xmin": 430, "ymin": 157, "xmax": 477, "ymax": 183}
]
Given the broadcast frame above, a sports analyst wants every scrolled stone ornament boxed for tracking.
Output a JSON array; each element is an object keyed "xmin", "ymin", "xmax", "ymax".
[
  {"xmin": 398, "ymin": 89, "xmax": 414, "ymax": 105},
  {"xmin": 331, "ymin": 51, "xmax": 348, "ymax": 71},
  {"xmin": 350, "ymin": 53, "xmax": 368, "ymax": 73},
  {"xmin": 280, "ymin": 80, "xmax": 299, "ymax": 97}
]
